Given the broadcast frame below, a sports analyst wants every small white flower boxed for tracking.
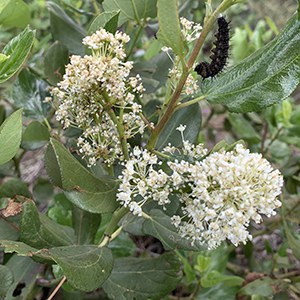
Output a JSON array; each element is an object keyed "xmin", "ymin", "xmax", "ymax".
[
  {"xmin": 176, "ymin": 124, "xmax": 186, "ymax": 132},
  {"xmin": 161, "ymin": 46, "xmax": 172, "ymax": 52}
]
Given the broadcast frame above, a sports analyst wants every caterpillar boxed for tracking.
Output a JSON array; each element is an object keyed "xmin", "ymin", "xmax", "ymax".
[{"xmin": 195, "ymin": 16, "xmax": 230, "ymax": 79}]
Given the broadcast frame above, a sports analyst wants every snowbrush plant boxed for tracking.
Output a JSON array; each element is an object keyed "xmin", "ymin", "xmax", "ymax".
[{"xmin": 0, "ymin": 0, "xmax": 300, "ymax": 299}]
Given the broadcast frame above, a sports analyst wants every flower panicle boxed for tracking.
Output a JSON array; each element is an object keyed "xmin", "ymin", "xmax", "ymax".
[
  {"xmin": 50, "ymin": 28, "xmax": 147, "ymax": 166},
  {"xmin": 117, "ymin": 126, "xmax": 283, "ymax": 249}
]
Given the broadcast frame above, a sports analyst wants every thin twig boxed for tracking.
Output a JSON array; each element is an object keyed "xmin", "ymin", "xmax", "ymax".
[{"xmin": 47, "ymin": 276, "xmax": 67, "ymax": 300}]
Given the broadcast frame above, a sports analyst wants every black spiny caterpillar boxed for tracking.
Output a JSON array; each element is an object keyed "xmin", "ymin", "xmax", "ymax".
[{"xmin": 195, "ymin": 16, "xmax": 230, "ymax": 78}]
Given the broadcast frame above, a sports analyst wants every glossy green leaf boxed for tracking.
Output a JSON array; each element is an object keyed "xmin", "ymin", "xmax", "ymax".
[
  {"xmin": 0, "ymin": 0, "xmax": 30, "ymax": 28},
  {"xmin": 200, "ymin": 270, "xmax": 244, "ymax": 288},
  {"xmin": 11, "ymin": 69, "xmax": 50, "ymax": 120},
  {"xmin": 20, "ymin": 200, "xmax": 75, "ymax": 249},
  {"xmin": 0, "ymin": 26, "xmax": 34, "ymax": 83},
  {"xmin": 157, "ymin": 103, "xmax": 201, "ymax": 149},
  {"xmin": 72, "ymin": 206, "xmax": 101, "ymax": 244},
  {"xmin": 49, "ymin": 245, "xmax": 113, "ymax": 292},
  {"xmin": 0, "ymin": 265, "xmax": 14, "ymax": 297},
  {"xmin": 4, "ymin": 255, "xmax": 40, "ymax": 300},
  {"xmin": 88, "ymin": 10, "xmax": 120, "ymax": 34},
  {"xmin": 157, "ymin": 0, "xmax": 186, "ymax": 58},
  {"xmin": 21, "ymin": 121, "xmax": 50, "ymax": 150},
  {"xmin": 103, "ymin": 252, "xmax": 181, "ymax": 300},
  {"xmin": 0, "ymin": 109, "xmax": 22, "ymax": 165},
  {"xmin": 143, "ymin": 209, "xmax": 206, "ymax": 251},
  {"xmin": 0, "ymin": 219, "xmax": 19, "ymax": 241},
  {"xmin": 103, "ymin": 0, "xmax": 157, "ymax": 25},
  {"xmin": 203, "ymin": 15, "xmax": 300, "ymax": 113},
  {"xmin": 0, "ymin": 178, "xmax": 31, "ymax": 198},
  {"xmin": 44, "ymin": 41, "xmax": 69, "ymax": 85},
  {"xmin": 45, "ymin": 138, "xmax": 119, "ymax": 213},
  {"xmin": 47, "ymin": 1, "xmax": 85, "ymax": 55}
]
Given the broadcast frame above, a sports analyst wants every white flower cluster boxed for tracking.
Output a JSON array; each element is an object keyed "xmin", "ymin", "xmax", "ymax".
[
  {"xmin": 172, "ymin": 144, "xmax": 283, "ymax": 249},
  {"xmin": 117, "ymin": 129, "xmax": 283, "ymax": 249},
  {"xmin": 51, "ymin": 29, "xmax": 146, "ymax": 166},
  {"xmin": 169, "ymin": 65, "xmax": 198, "ymax": 95},
  {"xmin": 180, "ymin": 17, "xmax": 202, "ymax": 43}
]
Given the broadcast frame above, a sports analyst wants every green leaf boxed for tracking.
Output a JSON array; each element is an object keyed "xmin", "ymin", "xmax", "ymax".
[
  {"xmin": 0, "ymin": 178, "xmax": 31, "ymax": 198},
  {"xmin": 49, "ymin": 245, "xmax": 113, "ymax": 292},
  {"xmin": 109, "ymin": 232, "xmax": 136, "ymax": 258},
  {"xmin": 3, "ymin": 255, "xmax": 40, "ymax": 300},
  {"xmin": 103, "ymin": 0, "xmax": 157, "ymax": 25},
  {"xmin": 283, "ymin": 219, "xmax": 300, "ymax": 260},
  {"xmin": 47, "ymin": 1, "xmax": 85, "ymax": 55},
  {"xmin": 0, "ymin": 244, "xmax": 114, "ymax": 294},
  {"xmin": 176, "ymin": 251, "xmax": 196, "ymax": 284},
  {"xmin": 200, "ymin": 270, "xmax": 244, "ymax": 288},
  {"xmin": 0, "ymin": 265, "xmax": 14, "ymax": 297},
  {"xmin": 227, "ymin": 114, "xmax": 260, "ymax": 143},
  {"xmin": 103, "ymin": 252, "xmax": 181, "ymax": 300},
  {"xmin": 0, "ymin": 26, "xmax": 34, "ymax": 83},
  {"xmin": 104, "ymin": 11, "xmax": 120, "ymax": 34},
  {"xmin": 11, "ymin": 69, "xmax": 50, "ymax": 121},
  {"xmin": 0, "ymin": 109, "xmax": 22, "ymax": 165},
  {"xmin": 88, "ymin": 11, "xmax": 120, "ymax": 34},
  {"xmin": 33, "ymin": 178, "xmax": 54, "ymax": 203},
  {"xmin": 275, "ymin": 99, "xmax": 293, "ymax": 128},
  {"xmin": 21, "ymin": 121, "xmax": 50, "ymax": 150},
  {"xmin": 0, "ymin": 0, "xmax": 30, "ymax": 28},
  {"xmin": 156, "ymin": 0, "xmax": 186, "ymax": 58},
  {"xmin": 0, "ymin": 240, "xmax": 53, "ymax": 262},
  {"xmin": 204, "ymin": 244, "xmax": 230, "ymax": 273},
  {"xmin": 157, "ymin": 103, "xmax": 201, "ymax": 149},
  {"xmin": 44, "ymin": 41, "xmax": 69, "ymax": 85},
  {"xmin": 45, "ymin": 139, "xmax": 119, "ymax": 213},
  {"xmin": 47, "ymin": 193, "xmax": 72, "ymax": 227},
  {"xmin": 239, "ymin": 277, "xmax": 288, "ymax": 297},
  {"xmin": 195, "ymin": 254, "xmax": 211, "ymax": 273},
  {"xmin": 0, "ymin": 219, "xmax": 19, "ymax": 241},
  {"xmin": 231, "ymin": 28, "xmax": 252, "ymax": 62},
  {"xmin": 20, "ymin": 200, "xmax": 75, "ymax": 249},
  {"xmin": 197, "ymin": 283, "xmax": 240, "ymax": 300},
  {"xmin": 132, "ymin": 52, "xmax": 173, "ymax": 94},
  {"xmin": 72, "ymin": 206, "xmax": 101, "ymax": 244},
  {"xmin": 143, "ymin": 209, "xmax": 206, "ymax": 251},
  {"xmin": 203, "ymin": 15, "xmax": 300, "ymax": 113}
]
